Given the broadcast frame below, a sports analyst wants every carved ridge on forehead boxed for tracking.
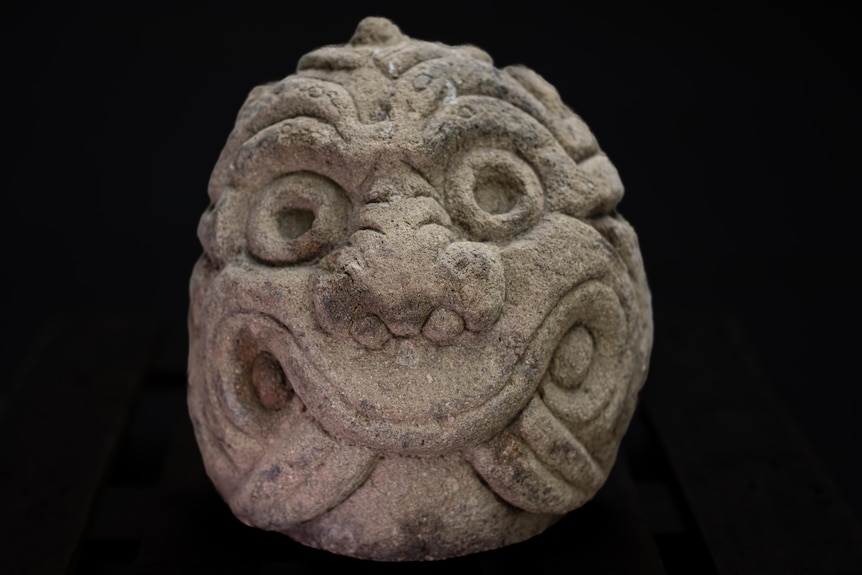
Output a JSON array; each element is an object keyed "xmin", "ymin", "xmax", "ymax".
[
  {"xmin": 233, "ymin": 117, "xmax": 349, "ymax": 179},
  {"xmin": 503, "ymin": 65, "xmax": 600, "ymax": 162},
  {"xmin": 379, "ymin": 46, "xmax": 598, "ymax": 163},
  {"xmin": 235, "ymin": 77, "xmax": 360, "ymax": 143},
  {"xmin": 207, "ymin": 77, "xmax": 361, "ymax": 200},
  {"xmin": 290, "ymin": 18, "xmax": 597, "ymax": 167}
]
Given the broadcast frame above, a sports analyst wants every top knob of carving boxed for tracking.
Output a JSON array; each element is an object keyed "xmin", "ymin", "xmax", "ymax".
[{"xmin": 350, "ymin": 17, "xmax": 406, "ymax": 47}]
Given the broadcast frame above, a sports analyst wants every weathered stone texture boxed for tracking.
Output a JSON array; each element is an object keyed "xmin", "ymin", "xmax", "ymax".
[{"xmin": 188, "ymin": 17, "xmax": 653, "ymax": 561}]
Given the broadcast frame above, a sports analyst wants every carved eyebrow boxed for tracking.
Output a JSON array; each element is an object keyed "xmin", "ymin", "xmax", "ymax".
[
  {"xmin": 393, "ymin": 56, "xmax": 598, "ymax": 162},
  {"xmin": 209, "ymin": 78, "xmax": 360, "ymax": 195},
  {"xmin": 422, "ymin": 95, "xmax": 556, "ymax": 148},
  {"xmin": 231, "ymin": 117, "xmax": 352, "ymax": 190},
  {"xmin": 235, "ymin": 77, "xmax": 359, "ymax": 142}
]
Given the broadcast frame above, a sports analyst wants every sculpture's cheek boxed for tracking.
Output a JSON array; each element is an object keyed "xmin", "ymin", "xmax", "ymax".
[
  {"xmin": 189, "ymin": 309, "xmax": 378, "ymax": 529},
  {"xmin": 500, "ymin": 213, "xmax": 624, "ymax": 326}
]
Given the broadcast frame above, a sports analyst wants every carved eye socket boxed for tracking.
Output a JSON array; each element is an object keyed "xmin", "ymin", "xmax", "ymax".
[
  {"xmin": 246, "ymin": 172, "xmax": 350, "ymax": 264},
  {"xmin": 446, "ymin": 148, "xmax": 543, "ymax": 241},
  {"xmin": 276, "ymin": 209, "xmax": 315, "ymax": 240}
]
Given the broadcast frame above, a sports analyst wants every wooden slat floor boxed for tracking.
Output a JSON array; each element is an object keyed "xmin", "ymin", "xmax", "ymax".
[{"xmin": 2, "ymin": 311, "xmax": 860, "ymax": 574}]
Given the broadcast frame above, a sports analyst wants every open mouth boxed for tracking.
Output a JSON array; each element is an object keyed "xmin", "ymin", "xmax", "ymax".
[{"xmin": 205, "ymin": 260, "xmax": 627, "ymax": 456}]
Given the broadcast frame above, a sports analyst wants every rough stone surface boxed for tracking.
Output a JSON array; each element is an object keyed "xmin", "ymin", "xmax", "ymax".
[{"xmin": 188, "ymin": 17, "xmax": 653, "ymax": 561}]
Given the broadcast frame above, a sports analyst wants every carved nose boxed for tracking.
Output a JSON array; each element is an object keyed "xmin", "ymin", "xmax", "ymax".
[{"xmin": 312, "ymin": 197, "xmax": 505, "ymax": 348}]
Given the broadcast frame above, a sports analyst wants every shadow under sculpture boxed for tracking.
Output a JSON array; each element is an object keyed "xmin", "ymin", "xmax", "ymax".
[{"xmin": 188, "ymin": 17, "xmax": 653, "ymax": 561}]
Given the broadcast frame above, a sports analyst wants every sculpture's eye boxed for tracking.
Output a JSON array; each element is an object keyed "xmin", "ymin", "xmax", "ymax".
[
  {"xmin": 275, "ymin": 208, "xmax": 315, "ymax": 241},
  {"xmin": 446, "ymin": 148, "xmax": 543, "ymax": 241},
  {"xmin": 246, "ymin": 172, "xmax": 350, "ymax": 264}
]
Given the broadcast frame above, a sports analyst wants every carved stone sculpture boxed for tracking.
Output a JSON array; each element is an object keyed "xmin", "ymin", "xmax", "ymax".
[{"xmin": 188, "ymin": 17, "xmax": 653, "ymax": 561}]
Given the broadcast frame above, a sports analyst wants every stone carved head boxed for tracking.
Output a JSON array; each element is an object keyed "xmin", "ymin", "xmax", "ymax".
[{"xmin": 188, "ymin": 17, "xmax": 653, "ymax": 561}]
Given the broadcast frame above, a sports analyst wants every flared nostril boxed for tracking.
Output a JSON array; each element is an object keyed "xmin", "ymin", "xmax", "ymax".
[
  {"xmin": 350, "ymin": 315, "xmax": 392, "ymax": 349},
  {"xmin": 422, "ymin": 308, "xmax": 465, "ymax": 343}
]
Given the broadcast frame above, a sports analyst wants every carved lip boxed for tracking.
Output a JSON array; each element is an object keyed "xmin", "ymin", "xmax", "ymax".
[{"xmin": 215, "ymin": 265, "xmax": 611, "ymax": 456}]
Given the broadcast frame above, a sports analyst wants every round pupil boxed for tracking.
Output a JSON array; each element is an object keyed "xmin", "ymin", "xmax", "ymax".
[
  {"xmin": 473, "ymin": 168, "xmax": 519, "ymax": 215},
  {"xmin": 277, "ymin": 208, "xmax": 315, "ymax": 240}
]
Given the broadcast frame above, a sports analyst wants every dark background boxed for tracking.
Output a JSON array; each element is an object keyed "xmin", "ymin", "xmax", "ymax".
[{"xmin": 4, "ymin": 1, "xmax": 859, "ymax": 521}]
